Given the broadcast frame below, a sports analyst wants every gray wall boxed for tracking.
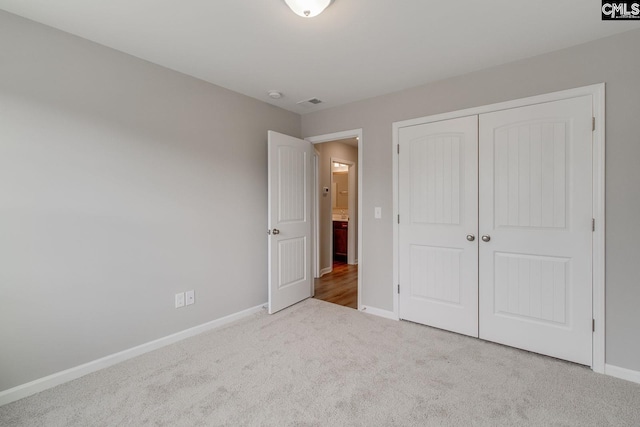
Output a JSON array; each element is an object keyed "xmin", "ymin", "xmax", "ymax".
[
  {"xmin": 302, "ymin": 29, "xmax": 640, "ymax": 372},
  {"xmin": 2, "ymin": 9, "xmax": 639, "ymax": 393},
  {"xmin": 0, "ymin": 11, "xmax": 300, "ymax": 392},
  {"xmin": 315, "ymin": 141, "xmax": 358, "ymax": 271}
]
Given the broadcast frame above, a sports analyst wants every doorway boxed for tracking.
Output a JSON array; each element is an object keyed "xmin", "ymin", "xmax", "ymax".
[{"xmin": 306, "ymin": 130, "xmax": 362, "ymax": 310}]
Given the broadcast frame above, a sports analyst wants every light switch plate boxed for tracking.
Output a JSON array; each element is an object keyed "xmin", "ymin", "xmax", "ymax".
[
  {"xmin": 175, "ymin": 292, "xmax": 185, "ymax": 308},
  {"xmin": 374, "ymin": 207, "xmax": 382, "ymax": 219},
  {"xmin": 186, "ymin": 290, "xmax": 195, "ymax": 306}
]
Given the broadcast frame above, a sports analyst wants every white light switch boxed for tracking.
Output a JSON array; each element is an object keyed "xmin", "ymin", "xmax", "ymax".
[
  {"xmin": 374, "ymin": 207, "xmax": 382, "ymax": 219},
  {"xmin": 175, "ymin": 292, "xmax": 185, "ymax": 308},
  {"xmin": 186, "ymin": 290, "xmax": 195, "ymax": 306}
]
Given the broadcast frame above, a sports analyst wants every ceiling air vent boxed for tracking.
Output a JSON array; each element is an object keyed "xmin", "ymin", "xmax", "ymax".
[{"xmin": 297, "ymin": 97, "xmax": 323, "ymax": 107}]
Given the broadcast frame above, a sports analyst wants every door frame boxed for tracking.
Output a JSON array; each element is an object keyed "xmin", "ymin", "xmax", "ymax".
[
  {"xmin": 306, "ymin": 129, "xmax": 363, "ymax": 311},
  {"xmin": 312, "ymin": 149, "xmax": 321, "ymax": 281},
  {"xmin": 392, "ymin": 84, "xmax": 605, "ymax": 373}
]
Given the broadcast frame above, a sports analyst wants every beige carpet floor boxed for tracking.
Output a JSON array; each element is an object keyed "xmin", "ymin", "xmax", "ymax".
[{"xmin": 2, "ymin": 298, "xmax": 640, "ymax": 426}]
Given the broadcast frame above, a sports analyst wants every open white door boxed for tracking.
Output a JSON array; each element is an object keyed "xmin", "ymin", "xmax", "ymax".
[{"xmin": 268, "ymin": 131, "xmax": 314, "ymax": 314}]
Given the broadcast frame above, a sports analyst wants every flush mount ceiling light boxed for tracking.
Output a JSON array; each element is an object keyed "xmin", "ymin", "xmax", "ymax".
[{"xmin": 284, "ymin": 0, "xmax": 334, "ymax": 18}]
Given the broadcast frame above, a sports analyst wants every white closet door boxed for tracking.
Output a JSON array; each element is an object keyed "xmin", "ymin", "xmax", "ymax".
[
  {"xmin": 478, "ymin": 96, "xmax": 593, "ymax": 365},
  {"xmin": 399, "ymin": 116, "xmax": 479, "ymax": 337}
]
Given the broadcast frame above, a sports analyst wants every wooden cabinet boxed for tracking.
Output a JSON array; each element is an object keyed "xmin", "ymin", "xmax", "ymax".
[{"xmin": 333, "ymin": 221, "xmax": 348, "ymax": 261}]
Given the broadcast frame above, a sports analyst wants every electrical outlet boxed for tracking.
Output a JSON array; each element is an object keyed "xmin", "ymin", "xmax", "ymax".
[
  {"xmin": 175, "ymin": 292, "xmax": 185, "ymax": 308},
  {"xmin": 186, "ymin": 290, "xmax": 195, "ymax": 306}
]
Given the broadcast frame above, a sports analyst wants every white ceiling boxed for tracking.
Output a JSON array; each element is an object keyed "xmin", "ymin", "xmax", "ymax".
[{"xmin": 1, "ymin": 0, "xmax": 638, "ymax": 114}]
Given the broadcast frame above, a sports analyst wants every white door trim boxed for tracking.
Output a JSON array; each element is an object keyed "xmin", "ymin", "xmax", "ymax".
[
  {"xmin": 306, "ymin": 129, "xmax": 363, "ymax": 311},
  {"xmin": 392, "ymin": 84, "xmax": 605, "ymax": 373},
  {"xmin": 312, "ymin": 149, "xmax": 320, "ymax": 282}
]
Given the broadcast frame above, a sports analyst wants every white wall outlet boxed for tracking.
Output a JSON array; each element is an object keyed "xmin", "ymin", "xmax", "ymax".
[
  {"xmin": 175, "ymin": 292, "xmax": 185, "ymax": 308},
  {"xmin": 374, "ymin": 207, "xmax": 382, "ymax": 219},
  {"xmin": 186, "ymin": 290, "xmax": 195, "ymax": 306}
]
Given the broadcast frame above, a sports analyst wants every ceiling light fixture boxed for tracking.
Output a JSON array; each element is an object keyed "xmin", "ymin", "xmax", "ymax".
[
  {"xmin": 284, "ymin": 0, "xmax": 334, "ymax": 18},
  {"xmin": 268, "ymin": 90, "xmax": 283, "ymax": 99}
]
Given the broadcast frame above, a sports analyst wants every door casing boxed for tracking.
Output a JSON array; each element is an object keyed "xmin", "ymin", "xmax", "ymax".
[{"xmin": 392, "ymin": 84, "xmax": 605, "ymax": 373}]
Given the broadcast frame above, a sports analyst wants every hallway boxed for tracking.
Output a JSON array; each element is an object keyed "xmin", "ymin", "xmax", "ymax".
[{"xmin": 313, "ymin": 261, "xmax": 358, "ymax": 309}]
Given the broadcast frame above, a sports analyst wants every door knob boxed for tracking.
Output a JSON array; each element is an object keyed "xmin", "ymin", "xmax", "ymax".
[
  {"xmin": 272, "ymin": 229, "xmax": 280, "ymax": 235},
  {"xmin": 466, "ymin": 234, "xmax": 475, "ymax": 242},
  {"xmin": 481, "ymin": 235, "xmax": 491, "ymax": 242}
]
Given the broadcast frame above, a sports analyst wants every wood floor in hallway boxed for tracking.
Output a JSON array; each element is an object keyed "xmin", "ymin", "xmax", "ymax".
[{"xmin": 314, "ymin": 261, "xmax": 358, "ymax": 309}]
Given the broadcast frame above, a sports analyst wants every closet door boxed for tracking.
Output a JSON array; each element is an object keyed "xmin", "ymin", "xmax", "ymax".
[
  {"xmin": 478, "ymin": 96, "xmax": 593, "ymax": 365},
  {"xmin": 399, "ymin": 116, "xmax": 478, "ymax": 337}
]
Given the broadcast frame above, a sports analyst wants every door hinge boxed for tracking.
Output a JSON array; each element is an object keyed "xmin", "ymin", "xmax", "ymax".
[
  {"xmin": 592, "ymin": 117, "xmax": 596, "ymax": 131},
  {"xmin": 397, "ymin": 144, "xmax": 400, "ymax": 154},
  {"xmin": 397, "ymin": 214, "xmax": 400, "ymax": 224},
  {"xmin": 592, "ymin": 218, "xmax": 595, "ymax": 232},
  {"xmin": 397, "ymin": 284, "xmax": 400, "ymax": 294},
  {"xmin": 592, "ymin": 318, "xmax": 595, "ymax": 332}
]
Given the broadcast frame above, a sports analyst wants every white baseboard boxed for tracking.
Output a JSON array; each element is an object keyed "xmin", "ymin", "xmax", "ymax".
[
  {"xmin": 319, "ymin": 266, "xmax": 333, "ymax": 277},
  {"xmin": 360, "ymin": 305, "xmax": 399, "ymax": 320},
  {"xmin": 605, "ymin": 364, "xmax": 640, "ymax": 384},
  {"xmin": 0, "ymin": 303, "xmax": 266, "ymax": 407}
]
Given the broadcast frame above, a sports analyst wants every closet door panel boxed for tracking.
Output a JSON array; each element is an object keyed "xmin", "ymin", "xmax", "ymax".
[
  {"xmin": 478, "ymin": 96, "xmax": 593, "ymax": 365},
  {"xmin": 399, "ymin": 115, "xmax": 479, "ymax": 337}
]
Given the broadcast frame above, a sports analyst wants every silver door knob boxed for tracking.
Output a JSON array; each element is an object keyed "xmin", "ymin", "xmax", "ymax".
[
  {"xmin": 481, "ymin": 235, "xmax": 491, "ymax": 242},
  {"xmin": 466, "ymin": 234, "xmax": 475, "ymax": 242},
  {"xmin": 272, "ymin": 229, "xmax": 280, "ymax": 235}
]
